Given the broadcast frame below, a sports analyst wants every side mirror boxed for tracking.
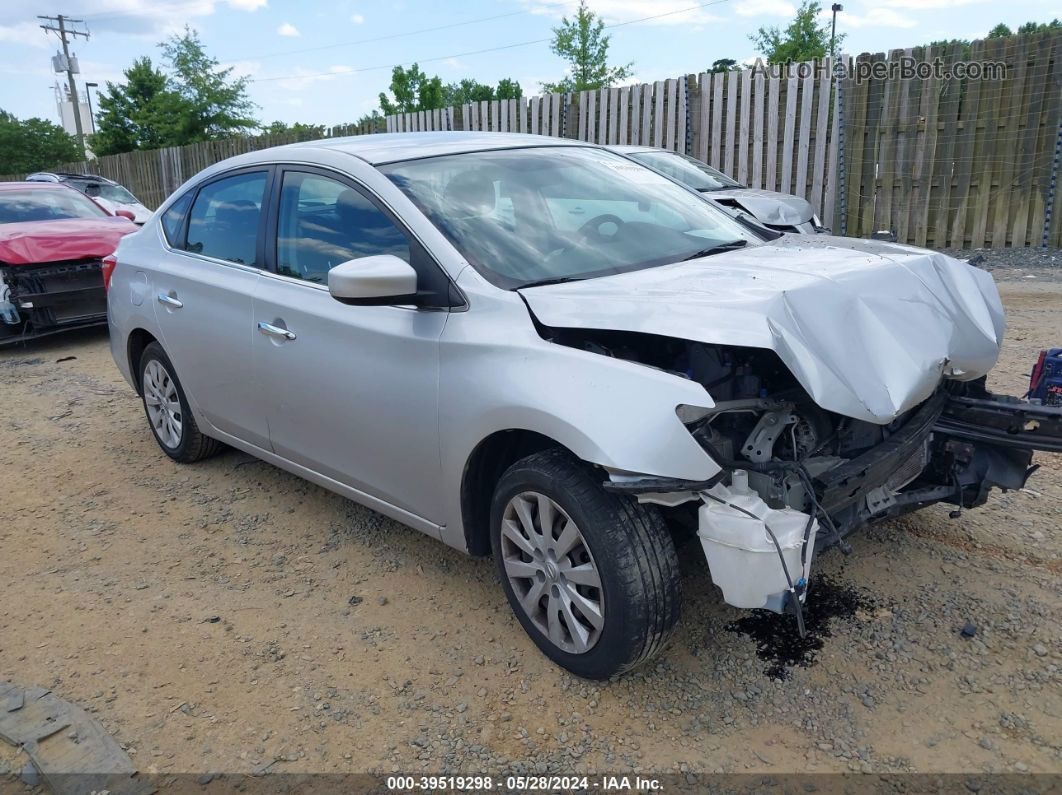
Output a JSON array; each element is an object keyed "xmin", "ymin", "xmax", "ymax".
[
  {"xmin": 328, "ymin": 254, "xmax": 418, "ymax": 305},
  {"xmin": 115, "ymin": 208, "xmax": 136, "ymax": 221}
]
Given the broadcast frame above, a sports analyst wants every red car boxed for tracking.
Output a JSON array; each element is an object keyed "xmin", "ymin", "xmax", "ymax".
[{"xmin": 0, "ymin": 182, "xmax": 137, "ymax": 343}]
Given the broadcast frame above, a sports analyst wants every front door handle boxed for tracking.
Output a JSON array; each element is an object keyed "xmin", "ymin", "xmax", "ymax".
[
  {"xmin": 257, "ymin": 321, "xmax": 296, "ymax": 341},
  {"xmin": 157, "ymin": 293, "xmax": 183, "ymax": 308}
]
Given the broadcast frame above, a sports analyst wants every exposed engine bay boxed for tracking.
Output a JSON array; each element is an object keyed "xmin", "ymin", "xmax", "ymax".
[
  {"xmin": 0, "ymin": 259, "xmax": 108, "ymax": 343},
  {"xmin": 543, "ymin": 326, "xmax": 1062, "ymax": 628}
]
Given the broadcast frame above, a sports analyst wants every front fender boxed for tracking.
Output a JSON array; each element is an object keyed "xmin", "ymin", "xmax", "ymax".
[{"xmin": 437, "ymin": 288, "xmax": 721, "ymax": 539}]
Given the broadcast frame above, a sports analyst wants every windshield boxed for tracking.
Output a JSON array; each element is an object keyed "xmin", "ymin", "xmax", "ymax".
[
  {"xmin": 381, "ymin": 147, "xmax": 758, "ymax": 288},
  {"xmin": 70, "ymin": 180, "xmax": 138, "ymax": 204},
  {"xmin": 0, "ymin": 188, "xmax": 110, "ymax": 224},
  {"xmin": 627, "ymin": 150, "xmax": 743, "ymax": 192}
]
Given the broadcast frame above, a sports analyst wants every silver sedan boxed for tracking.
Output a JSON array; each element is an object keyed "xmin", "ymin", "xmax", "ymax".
[{"xmin": 107, "ymin": 132, "xmax": 1057, "ymax": 679}]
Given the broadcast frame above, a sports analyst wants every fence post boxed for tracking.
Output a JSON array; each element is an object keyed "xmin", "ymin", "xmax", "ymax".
[
  {"xmin": 1044, "ymin": 116, "xmax": 1062, "ymax": 248},
  {"xmin": 834, "ymin": 55, "xmax": 848, "ymax": 236}
]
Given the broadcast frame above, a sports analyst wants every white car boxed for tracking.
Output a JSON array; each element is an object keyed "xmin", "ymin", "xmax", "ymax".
[{"xmin": 25, "ymin": 172, "xmax": 152, "ymax": 224}]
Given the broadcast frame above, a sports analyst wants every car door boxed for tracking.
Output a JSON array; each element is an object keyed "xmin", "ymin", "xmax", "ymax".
[
  {"xmin": 253, "ymin": 166, "xmax": 450, "ymax": 525},
  {"xmin": 151, "ymin": 167, "xmax": 273, "ymax": 449}
]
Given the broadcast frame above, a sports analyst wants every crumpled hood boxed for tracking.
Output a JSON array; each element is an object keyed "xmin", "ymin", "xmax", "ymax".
[
  {"xmin": 707, "ymin": 188, "xmax": 815, "ymax": 226},
  {"xmin": 520, "ymin": 235, "xmax": 1005, "ymax": 424},
  {"xmin": 0, "ymin": 217, "xmax": 137, "ymax": 266}
]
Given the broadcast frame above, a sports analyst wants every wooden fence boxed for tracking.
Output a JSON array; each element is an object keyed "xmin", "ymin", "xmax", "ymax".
[
  {"xmin": 4, "ymin": 30, "xmax": 1060, "ymax": 248},
  {"xmin": 0, "ymin": 120, "xmax": 383, "ymax": 211}
]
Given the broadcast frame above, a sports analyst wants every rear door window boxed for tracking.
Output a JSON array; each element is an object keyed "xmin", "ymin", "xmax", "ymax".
[{"xmin": 184, "ymin": 171, "xmax": 268, "ymax": 266}]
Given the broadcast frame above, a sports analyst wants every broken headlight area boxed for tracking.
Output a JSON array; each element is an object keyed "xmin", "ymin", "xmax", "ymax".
[
  {"xmin": 0, "ymin": 260, "xmax": 108, "ymax": 343},
  {"xmin": 576, "ymin": 331, "xmax": 1059, "ymax": 629}
]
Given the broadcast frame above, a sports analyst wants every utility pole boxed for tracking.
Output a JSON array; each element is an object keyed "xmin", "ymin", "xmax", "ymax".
[
  {"xmin": 830, "ymin": 4, "xmax": 843, "ymax": 61},
  {"xmin": 38, "ymin": 14, "xmax": 90, "ymax": 158}
]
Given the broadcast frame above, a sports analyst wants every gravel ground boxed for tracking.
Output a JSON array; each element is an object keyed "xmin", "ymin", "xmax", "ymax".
[{"xmin": 0, "ymin": 261, "xmax": 1059, "ymax": 781}]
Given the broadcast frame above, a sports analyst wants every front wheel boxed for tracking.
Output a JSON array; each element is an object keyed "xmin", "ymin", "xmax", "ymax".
[{"xmin": 490, "ymin": 449, "xmax": 681, "ymax": 679}]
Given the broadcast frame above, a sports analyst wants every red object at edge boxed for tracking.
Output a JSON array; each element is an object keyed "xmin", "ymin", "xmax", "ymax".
[{"xmin": 0, "ymin": 217, "xmax": 137, "ymax": 266}]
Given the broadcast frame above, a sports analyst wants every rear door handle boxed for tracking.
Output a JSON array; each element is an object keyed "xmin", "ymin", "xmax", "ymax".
[
  {"xmin": 257, "ymin": 321, "xmax": 296, "ymax": 341},
  {"xmin": 157, "ymin": 293, "xmax": 183, "ymax": 308}
]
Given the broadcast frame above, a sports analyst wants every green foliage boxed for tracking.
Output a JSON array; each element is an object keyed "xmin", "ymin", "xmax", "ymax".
[
  {"xmin": 91, "ymin": 29, "xmax": 257, "ymax": 156},
  {"xmin": 987, "ymin": 23, "xmax": 1012, "ymax": 38},
  {"xmin": 1016, "ymin": 18, "xmax": 1061, "ymax": 35},
  {"xmin": 441, "ymin": 78, "xmax": 523, "ymax": 106},
  {"xmin": 709, "ymin": 58, "xmax": 739, "ymax": 73},
  {"xmin": 541, "ymin": 0, "xmax": 633, "ymax": 93},
  {"xmin": 259, "ymin": 120, "xmax": 326, "ymax": 137},
  {"xmin": 91, "ymin": 57, "xmax": 175, "ymax": 156},
  {"xmin": 378, "ymin": 64, "xmax": 444, "ymax": 114},
  {"xmin": 161, "ymin": 27, "xmax": 258, "ymax": 142},
  {"xmin": 0, "ymin": 109, "xmax": 81, "ymax": 173},
  {"xmin": 750, "ymin": 0, "xmax": 844, "ymax": 65}
]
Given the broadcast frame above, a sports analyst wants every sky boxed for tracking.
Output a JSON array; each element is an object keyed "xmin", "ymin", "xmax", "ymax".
[{"xmin": 1, "ymin": 0, "xmax": 1059, "ymax": 130}]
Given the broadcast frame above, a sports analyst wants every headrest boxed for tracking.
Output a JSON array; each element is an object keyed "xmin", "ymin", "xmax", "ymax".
[{"xmin": 442, "ymin": 171, "xmax": 496, "ymax": 217}]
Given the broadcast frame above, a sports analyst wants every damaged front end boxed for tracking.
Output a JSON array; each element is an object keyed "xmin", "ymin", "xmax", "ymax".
[{"xmin": 547, "ymin": 330, "xmax": 1059, "ymax": 626}]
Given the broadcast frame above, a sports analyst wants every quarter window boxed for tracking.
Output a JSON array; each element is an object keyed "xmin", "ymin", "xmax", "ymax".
[
  {"xmin": 160, "ymin": 191, "xmax": 193, "ymax": 246},
  {"xmin": 184, "ymin": 171, "xmax": 267, "ymax": 266},
  {"xmin": 275, "ymin": 171, "xmax": 410, "ymax": 284}
]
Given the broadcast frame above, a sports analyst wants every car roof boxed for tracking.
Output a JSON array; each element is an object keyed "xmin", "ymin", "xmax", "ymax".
[
  {"xmin": 606, "ymin": 145, "xmax": 666, "ymax": 155},
  {"xmin": 0, "ymin": 181, "xmax": 77, "ymax": 192},
  {"xmin": 27, "ymin": 172, "xmax": 118, "ymax": 185},
  {"xmin": 272, "ymin": 131, "xmax": 594, "ymax": 165}
]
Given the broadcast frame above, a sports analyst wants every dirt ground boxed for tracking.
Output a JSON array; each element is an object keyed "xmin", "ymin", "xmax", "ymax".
[{"xmin": 0, "ymin": 269, "xmax": 1059, "ymax": 780}]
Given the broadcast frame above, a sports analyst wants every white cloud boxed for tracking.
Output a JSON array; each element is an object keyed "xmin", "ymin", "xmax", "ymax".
[
  {"xmin": 220, "ymin": 59, "xmax": 262, "ymax": 79},
  {"xmin": 734, "ymin": 0, "xmax": 796, "ymax": 17},
  {"xmin": 834, "ymin": 7, "xmax": 917, "ymax": 28},
  {"xmin": 350, "ymin": 13, "xmax": 365, "ymax": 24},
  {"xmin": 0, "ymin": 21, "xmax": 51, "ymax": 48},
  {"xmin": 523, "ymin": 0, "xmax": 721, "ymax": 26},
  {"xmin": 885, "ymin": 0, "xmax": 987, "ymax": 7},
  {"xmin": 276, "ymin": 64, "xmax": 354, "ymax": 91},
  {"xmin": 228, "ymin": 0, "xmax": 267, "ymax": 10},
  {"xmin": 277, "ymin": 22, "xmax": 300, "ymax": 37}
]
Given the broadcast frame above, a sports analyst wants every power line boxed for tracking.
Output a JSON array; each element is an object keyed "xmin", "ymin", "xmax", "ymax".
[{"xmin": 249, "ymin": 0, "xmax": 733, "ymax": 84}]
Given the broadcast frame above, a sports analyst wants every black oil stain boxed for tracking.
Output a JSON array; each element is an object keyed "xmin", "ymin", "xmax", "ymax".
[{"xmin": 725, "ymin": 576, "xmax": 874, "ymax": 680}]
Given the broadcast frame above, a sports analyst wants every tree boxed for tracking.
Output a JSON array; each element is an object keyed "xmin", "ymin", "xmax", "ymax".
[
  {"xmin": 987, "ymin": 23, "xmax": 1012, "ymax": 38},
  {"xmin": 1016, "ymin": 18, "xmax": 1061, "ymax": 35},
  {"xmin": 161, "ymin": 27, "xmax": 258, "ymax": 143},
  {"xmin": 91, "ymin": 57, "xmax": 177, "ymax": 156},
  {"xmin": 496, "ymin": 78, "xmax": 523, "ymax": 100},
  {"xmin": 709, "ymin": 58, "xmax": 739, "ymax": 73},
  {"xmin": 90, "ymin": 30, "xmax": 257, "ymax": 155},
  {"xmin": 750, "ymin": 0, "xmax": 844, "ymax": 65},
  {"xmin": 259, "ymin": 120, "xmax": 326, "ymax": 138},
  {"xmin": 541, "ymin": 0, "xmax": 632, "ymax": 93},
  {"xmin": 0, "ymin": 110, "xmax": 81, "ymax": 173},
  {"xmin": 441, "ymin": 78, "xmax": 523, "ymax": 106},
  {"xmin": 378, "ymin": 64, "xmax": 445, "ymax": 115}
]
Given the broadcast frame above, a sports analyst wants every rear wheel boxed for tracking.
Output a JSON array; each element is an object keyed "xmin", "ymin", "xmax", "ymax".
[
  {"xmin": 139, "ymin": 342, "xmax": 222, "ymax": 463},
  {"xmin": 490, "ymin": 449, "xmax": 681, "ymax": 679}
]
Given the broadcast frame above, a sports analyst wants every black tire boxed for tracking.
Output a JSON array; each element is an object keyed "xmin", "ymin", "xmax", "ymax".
[
  {"xmin": 490, "ymin": 448, "xmax": 681, "ymax": 679},
  {"xmin": 138, "ymin": 341, "xmax": 223, "ymax": 463}
]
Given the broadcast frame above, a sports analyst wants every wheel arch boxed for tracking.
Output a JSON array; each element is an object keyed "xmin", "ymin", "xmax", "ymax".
[
  {"xmin": 127, "ymin": 328, "xmax": 160, "ymax": 395},
  {"xmin": 460, "ymin": 429, "xmax": 582, "ymax": 557}
]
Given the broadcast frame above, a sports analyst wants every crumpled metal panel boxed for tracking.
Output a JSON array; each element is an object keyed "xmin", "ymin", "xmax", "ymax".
[
  {"xmin": 710, "ymin": 188, "xmax": 815, "ymax": 225},
  {"xmin": 0, "ymin": 217, "xmax": 136, "ymax": 266},
  {"xmin": 520, "ymin": 235, "xmax": 1005, "ymax": 424}
]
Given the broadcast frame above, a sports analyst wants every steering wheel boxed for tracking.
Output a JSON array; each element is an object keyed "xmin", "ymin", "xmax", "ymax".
[{"xmin": 576, "ymin": 213, "xmax": 625, "ymax": 242}]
